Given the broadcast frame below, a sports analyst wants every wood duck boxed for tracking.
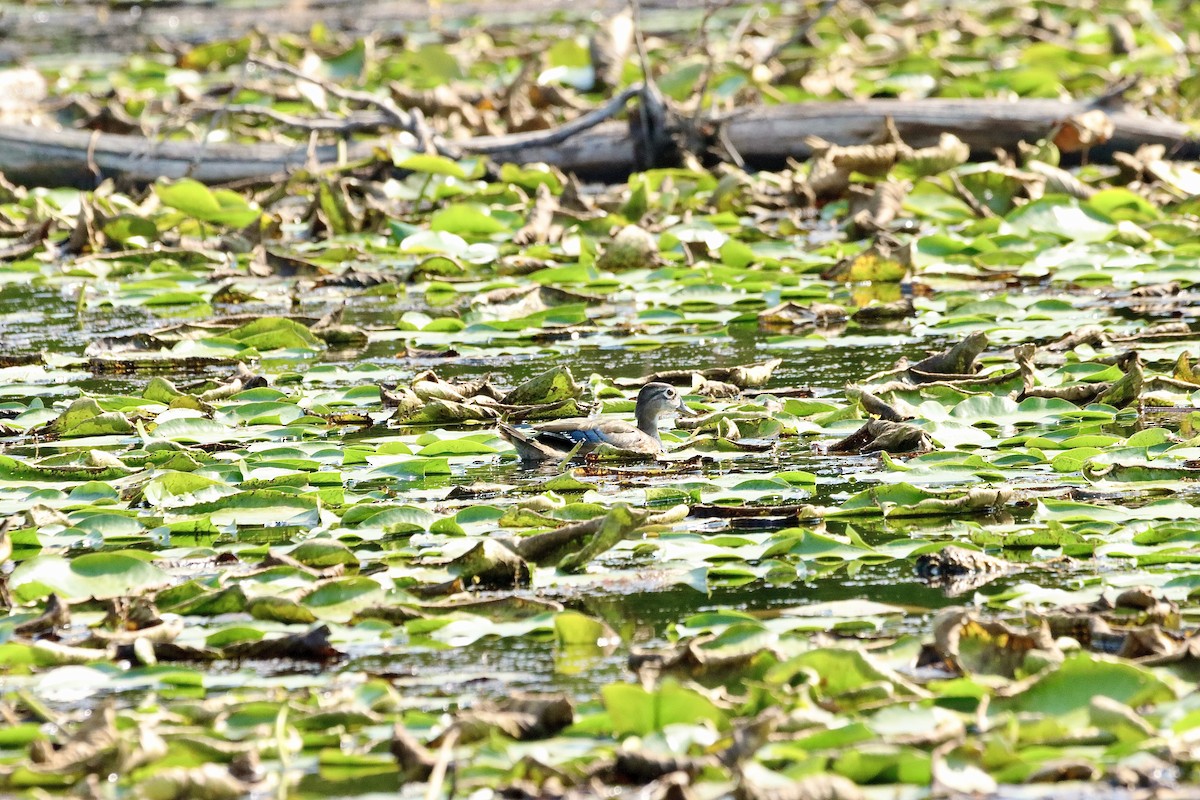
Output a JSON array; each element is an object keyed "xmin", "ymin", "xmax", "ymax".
[{"xmin": 498, "ymin": 382, "xmax": 695, "ymax": 461}]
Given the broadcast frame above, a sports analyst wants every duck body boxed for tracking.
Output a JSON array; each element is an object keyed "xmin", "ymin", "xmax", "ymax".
[{"xmin": 499, "ymin": 382, "xmax": 693, "ymax": 462}]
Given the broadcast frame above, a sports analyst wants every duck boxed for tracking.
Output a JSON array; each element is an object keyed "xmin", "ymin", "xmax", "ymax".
[{"xmin": 498, "ymin": 382, "xmax": 695, "ymax": 461}]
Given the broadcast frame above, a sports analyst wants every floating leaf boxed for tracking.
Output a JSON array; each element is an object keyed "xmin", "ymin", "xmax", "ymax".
[
  {"xmin": 10, "ymin": 553, "xmax": 168, "ymax": 602},
  {"xmin": 155, "ymin": 178, "xmax": 262, "ymax": 227}
]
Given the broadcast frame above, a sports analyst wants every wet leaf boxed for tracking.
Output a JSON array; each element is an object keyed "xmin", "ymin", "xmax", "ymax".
[
  {"xmin": 10, "ymin": 553, "xmax": 168, "ymax": 602},
  {"xmin": 603, "ymin": 680, "xmax": 728, "ymax": 736},
  {"xmin": 155, "ymin": 178, "xmax": 262, "ymax": 227}
]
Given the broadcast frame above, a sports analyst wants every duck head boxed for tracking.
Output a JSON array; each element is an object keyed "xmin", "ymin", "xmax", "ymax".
[{"xmin": 636, "ymin": 382, "xmax": 695, "ymax": 436}]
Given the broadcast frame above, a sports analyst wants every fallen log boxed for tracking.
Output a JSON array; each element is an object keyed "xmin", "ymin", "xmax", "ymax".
[
  {"xmin": 0, "ymin": 97, "xmax": 1195, "ymax": 188},
  {"xmin": 470, "ymin": 97, "xmax": 1200, "ymax": 172},
  {"xmin": 720, "ymin": 98, "xmax": 1198, "ymax": 164},
  {"xmin": 0, "ymin": 125, "xmax": 375, "ymax": 188}
]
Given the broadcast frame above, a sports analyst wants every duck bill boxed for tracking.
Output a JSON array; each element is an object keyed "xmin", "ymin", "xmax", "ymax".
[{"xmin": 675, "ymin": 399, "xmax": 698, "ymax": 417}]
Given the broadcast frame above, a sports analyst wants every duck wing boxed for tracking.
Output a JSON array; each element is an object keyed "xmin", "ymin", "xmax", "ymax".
[
  {"xmin": 535, "ymin": 418, "xmax": 660, "ymax": 454},
  {"xmin": 497, "ymin": 422, "xmax": 577, "ymax": 461}
]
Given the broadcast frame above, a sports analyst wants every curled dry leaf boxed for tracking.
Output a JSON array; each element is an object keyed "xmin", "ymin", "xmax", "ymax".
[
  {"xmin": 1025, "ymin": 759, "xmax": 1102, "ymax": 783},
  {"xmin": 514, "ymin": 184, "xmax": 562, "ymax": 245},
  {"xmin": 691, "ymin": 373, "xmax": 741, "ymax": 398},
  {"xmin": 30, "ymin": 703, "xmax": 168, "ymax": 776},
  {"xmin": 619, "ymin": 360, "xmax": 782, "ymax": 390},
  {"xmin": 589, "ymin": 8, "xmax": 634, "ymax": 92},
  {"xmin": 1052, "ymin": 108, "xmax": 1115, "ymax": 153},
  {"xmin": 758, "ymin": 301, "xmax": 848, "ymax": 331},
  {"xmin": 556, "ymin": 504, "xmax": 688, "ymax": 573},
  {"xmin": 390, "ymin": 724, "xmax": 436, "ymax": 782},
  {"xmin": 447, "ymin": 539, "xmax": 532, "ymax": 590},
  {"xmin": 198, "ymin": 363, "xmax": 269, "ymax": 402},
  {"xmin": 844, "ymin": 386, "xmax": 907, "ymax": 421},
  {"xmin": 931, "ymin": 608, "xmax": 1059, "ymax": 679},
  {"xmin": 845, "ymin": 180, "xmax": 908, "ymax": 238},
  {"xmin": 911, "ymin": 331, "xmax": 988, "ymax": 376},
  {"xmin": 826, "ymin": 419, "xmax": 933, "ymax": 455},
  {"xmin": 472, "ymin": 284, "xmax": 601, "ymax": 321},
  {"xmin": 223, "ymin": 624, "xmax": 342, "ymax": 662},
  {"xmin": 13, "ymin": 592, "xmax": 70, "ymax": 636},
  {"xmin": 1116, "ymin": 626, "xmax": 1184, "ymax": 660},
  {"xmin": 1097, "ymin": 352, "xmax": 1144, "ymax": 408},
  {"xmin": 736, "ymin": 771, "xmax": 864, "ymax": 800},
  {"xmin": 850, "ymin": 297, "xmax": 914, "ymax": 324},
  {"xmin": 931, "ymin": 751, "xmax": 998, "ymax": 796},
  {"xmin": 138, "ymin": 763, "xmax": 257, "ymax": 800},
  {"xmin": 916, "ymin": 546, "xmax": 1013, "ymax": 596},
  {"xmin": 86, "ymin": 614, "xmax": 184, "ymax": 646},
  {"xmin": 438, "ymin": 692, "xmax": 574, "ymax": 743},
  {"xmin": 904, "ymin": 132, "xmax": 970, "ymax": 176},
  {"xmin": 608, "ymin": 749, "xmax": 711, "ymax": 783},
  {"xmin": 800, "ymin": 132, "xmax": 908, "ymax": 201},
  {"xmin": 1023, "ymin": 157, "xmax": 1097, "ymax": 199},
  {"xmin": 84, "ymin": 332, "xmax": 171, "ymax": 356},
  {"xmin": 915, "ymin": 545, "xmax": 1010, "ymax": 582}
]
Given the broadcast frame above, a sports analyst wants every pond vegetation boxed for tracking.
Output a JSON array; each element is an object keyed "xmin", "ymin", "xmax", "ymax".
[{"xmin": 3, "ymin": 0, "xmax": 1200, "ymax": 797}]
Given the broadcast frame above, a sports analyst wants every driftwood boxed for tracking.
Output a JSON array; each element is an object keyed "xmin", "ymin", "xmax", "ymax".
[
  {"xmin": 720, "ymin": 98, "xmax": 1197, "ymax": 164},
  {"xmin": 1, "ymin": 97, "xmax": 1195, "ymax": 188}
]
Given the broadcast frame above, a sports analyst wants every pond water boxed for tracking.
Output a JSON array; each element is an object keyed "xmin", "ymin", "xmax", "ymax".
[
  {"xmin": 3, "ymin": 12, "xmax": 1200, "ymax": 787},
  {"xmin": 2, "ymin": 264, "xmax": 1190, "ymax": 721}
]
